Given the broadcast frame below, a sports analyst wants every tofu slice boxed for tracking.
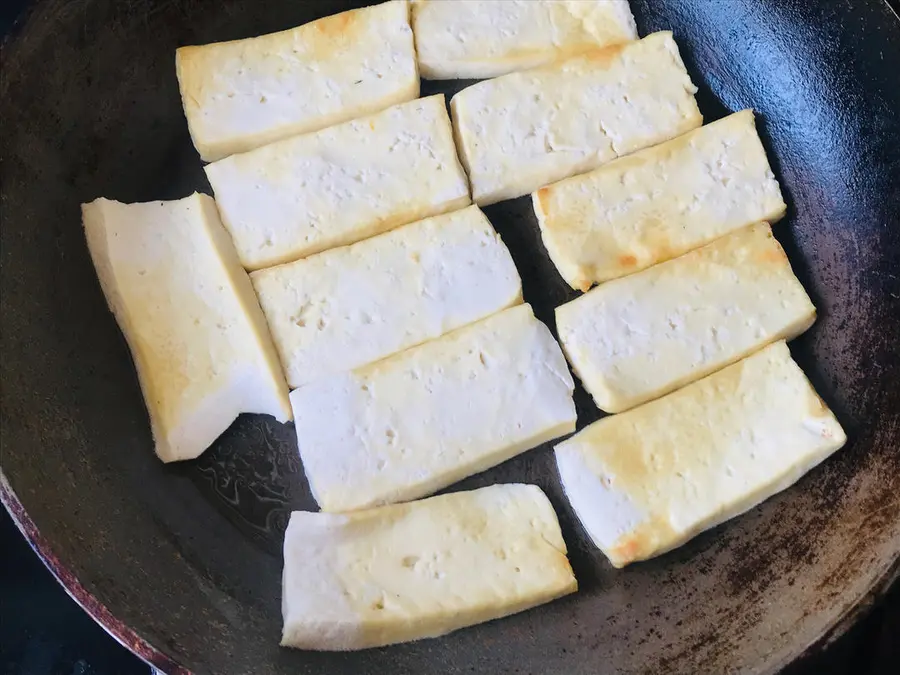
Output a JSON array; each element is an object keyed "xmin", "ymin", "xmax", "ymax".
[
  {"xmin": 82, "ymin": 194, "xmax": 292, "ymax": 463},
  {"xmin": 252, "ymin": 205, "xmax": 521, "ymax": 389},
  {"xmin": 281, "ymin": 484, "xmax": 577, "ymax": 650},
  {"xmin": 205, "ymin": 94, "xmax": 471, "ymax": 271},
  {"xmin": 176, "ymin": 1, "xmax": 419, "ymax": 162},
  {"xmin": 291, "ymin": 304, "xmax": 576, "ymax": 512},
  {"xmin": 450, "ymin": 32, "xmax": 702, "ymax": 206},
  {"xmin": 412, "ymin": 0, "xmax": 637, "ymax": 80},
  {"xmin": 555, "ymin": 341, "xmax": 847, "ymax": 568},
  {"xmin": 555, "ymin": 223, "xmax": 816, "ymax": 413},
  {"xmin": 534, "ymin": 110, "xmax": 787, "ymax": 290}
]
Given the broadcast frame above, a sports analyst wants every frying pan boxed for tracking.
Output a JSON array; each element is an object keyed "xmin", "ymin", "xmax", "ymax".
[{"xmin": 2, "ymin": 0, "xmax": 899, "ymax": 673}]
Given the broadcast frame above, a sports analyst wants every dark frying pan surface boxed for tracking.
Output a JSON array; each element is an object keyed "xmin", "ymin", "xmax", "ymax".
[{"xmin": 1, "ymin": 1, "xmax": 899, "ymax": 673}]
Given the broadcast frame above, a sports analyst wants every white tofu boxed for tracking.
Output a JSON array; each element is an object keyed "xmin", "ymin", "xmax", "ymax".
[
  {"xmin": 412, "ymin": 0, "xmax": 637, "ymax": 80},
  {"xmin": 291, "ymin": 304, "xmax": 576, "ymax": 512},
  {"xmin": 534, "ymin": 110, "xmax": 787, "ymax": 290},
  {"xmin": 252, "ymin": 206, "xmax": 521, "ymax": 389},
  {"xmin": 555, "ymin": 341, "xmax": 847, "ymax": 568},
  {"xmin": 176, "ymin": 1, "xmax": 419, "ymax": 162},
  {"xmin": 281, "ymin": 484, "xmax": 577, "ymax": 650},
  {"xmin": 555, "ymin": 223, "xmax": 816, "ymax": 413},
  {"xmin": 81, "ymin": 194, "xmax": 292, "ymax": 463},
  {"xmin": 450, "ymin": 32, "xmax": 702, "ymax": 206},
  {"xmin": 205, "ymin": 94, "xmax": 471, "ymax": 271}
]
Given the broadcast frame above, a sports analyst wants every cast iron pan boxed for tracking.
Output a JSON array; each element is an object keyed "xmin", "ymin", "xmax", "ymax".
[{"xmin": 1, "ymin": 0, "xmax": 899, "ymax": 673}]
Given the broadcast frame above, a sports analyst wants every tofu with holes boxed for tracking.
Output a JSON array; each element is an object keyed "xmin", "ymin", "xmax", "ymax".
[
  {"xmin": 411, "ymin": 0, "xmax": 637, "ymax": 80},
  {"xmin": 176, "ymin": 1, "xmax": 419, "ymax": 162},
  {"xmin": 252, "ymin": 205, "xmax": 521, "ymax": 389},
  {"xmin": 291, "ymin": 304, "xmax": 576, "ymax": 512},
  {"xmin": 281, "ymin": 484, "xmax": 577, "ymax": 650},
  {"xmin": 555, "ymin": 341, "xmax": 846, "ymax": 568},
  {"xmin": 555, "ymin": 223, "xmax": 816, "ymax": 413},
  {"xmin": 82, "ymin": 194, "xmax": 292, "ymax": 463},
  {"xmin": 205, "ymin": 94, "xmax": 471, "ymax": 270},
  {"xmin": 450, "ymin": 32, "xmax": 702, "ymax": 206},
  {"xmin": 534, "ymin": 110, "xmax": 787, "ymax": 290}
]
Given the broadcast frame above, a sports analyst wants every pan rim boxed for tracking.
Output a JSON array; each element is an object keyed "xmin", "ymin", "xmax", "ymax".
[
  {"xmin": 0, "ymin": 471, "xmax": 191, "ymax": 675},
  {"xmin": 3, "ymin": 468, "xmax": 898, "ymax": 675},
  {"xmin": 1, "ymin": 1, "xmax": 898, "ymax": 672}
]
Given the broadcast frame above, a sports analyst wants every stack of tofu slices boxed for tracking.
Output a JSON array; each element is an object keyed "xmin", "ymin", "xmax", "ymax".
[{"xmin": 81, "ymin": 0, "xmax": 846, "ymax": 652}]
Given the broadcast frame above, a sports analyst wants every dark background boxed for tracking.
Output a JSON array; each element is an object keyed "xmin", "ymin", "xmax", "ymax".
[{"xmin": 1, "ymin": 1, "xmax": 897, "ymax": 674}]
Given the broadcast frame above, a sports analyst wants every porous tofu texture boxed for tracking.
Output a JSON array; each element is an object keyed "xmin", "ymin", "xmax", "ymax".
[
  {"xmin": 205, "ymin": 94, "xmax": 470, "ymax": 271},
  {"xmin": 82, "ymin": 193, "xmax": 291, "ymax": 462},
  {"xmin": 282, "ymin": 484, "xmax": 577, "ymax": 650},
  {"xmin": 534, "ymin": 110, "xmax": 786, "ymax": 290},
  {"xmin": 291, "ymin": 304, "xmax": 576, "ymax": 512},
  {"xmin": 555, "ymin": 223, "xmax": 815, "ymax": 413},
  {"xmin": 555, "ymin": 341, "xmax": 846, "ymax": 568},
  {"xmin": 251, "ymin": 206, "xmax": 521, "ymax": 388},
  {"xmin": 176, "ymin": 0, "xmax": 419, "ymax": 161},
  {"xmin": 412, "ymin": 0, "xmax": 636, "ymax": 79},
  {"xmin": 450, "ymin": 32, "xmax": 702, "ymax": 205}
]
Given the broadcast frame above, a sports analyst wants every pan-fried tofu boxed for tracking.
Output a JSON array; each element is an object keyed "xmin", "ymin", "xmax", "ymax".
[
  {"xmin": 450, "ymin": 32, "xmax": 702, "ymax": 206},
  {"xmin": 555, "ymin": 341, "xmax": 846, "ymax": 568},
  {"xmin": 281, "ymin": 484, "xmax": 577, "ymax": 650},
  {"xmin": 412, "ymin": 0, "xmax": 637, "ymax": 80},
  {"xmin": 555, "ymin": 223, "xmax": 815, "ymax": 413},
  {"xmin": 82, "ymin": 194, "xmax": 292, "ymax": 463},
  {"xmin": 291, "ymin": 304, "xmax": 576, "ymax": 512},
  {"xmin": 176, "ymin": 1, "xmax": 419, "ymax": 162},
  {"xmin": 534, "ymin": 110, "xmax": 787, "ymax": 290},
  {"xmin": 205, "ymin": 94, "xmax": 471, "ymax": 271},
  {"xmin": 252, "ymin": 206, "xmax": 521, "ymax": 389}
]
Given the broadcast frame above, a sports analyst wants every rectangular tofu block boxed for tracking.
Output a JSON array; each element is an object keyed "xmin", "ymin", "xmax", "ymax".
[
  {"xmin": 252, "ymin": 205, "xmax": 521, "ymax": 389},
  {"xmin": 555, "ymin": 341, "xmax": 847, "ymax": 568},
  {"xmin": 555, "ymin": 223, "xmax": 816, "ymax": 413},
  {"xmin": 205, "ymin": 94, "xmax": 471, "ymax": 270},
  {"xmin": 281, "ymin": 484, "xmax": 577, "ymax": 650},
  {"xmin": 450, "ymin": 32, "xmax": 702, "ymax": 205},
  {"xmin": 176, "ymin": 0, "xmax": 419, "ymax": 162},
  {"xmin": 412, "ymin": 0, "xmax": 637, "ymax": 80},
  {"xmin": 534, "ymin": 110, "xmax": 787, "ymax": 290},
  {"xmin": 291, "ymin": 304, "xmax": 576, "ymax": 512},
  {"xmin": 82, "ymin": 194, "xmax": 292, "ymax": 463}
]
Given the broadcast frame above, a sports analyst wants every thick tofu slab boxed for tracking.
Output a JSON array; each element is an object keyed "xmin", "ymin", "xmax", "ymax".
[
  {"xmin": 450, "ymin": 32, "xmax": 702, "ymax": 206},
  {"xmin": 555, "ymin": 341, "xmax": 846, "ymax": 568},
  {"xmin": 206, "ymin": 94, "xmax": 471, "ymax": 270},
  {"xmin": 281, "ymin": 484, "xmax": 576, "ymax": 650},
  {"xmin": 291, "ymin": 304, "xmax": 576, "ymax": 512},
  {"xmin": 252, "ymin": 205, "xmax": 521, "ymax": 389},
  {"xmin": 82, "ymin": 194, "xmax": 292, "ymax": 463},
  {"xmin": 534, "ymin": 110, "xmax": 787, "ymax": 290},
  {"xmin": 555, "ymin": 223, "xmax": 815, "ymax": 413},
  {"xmin": 412, "ymin": 0, "xmax": 637, "ymax": 80},
  {"xmin": 176, "ymin": 1, "xmax": 419, "ymax": 162}
]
